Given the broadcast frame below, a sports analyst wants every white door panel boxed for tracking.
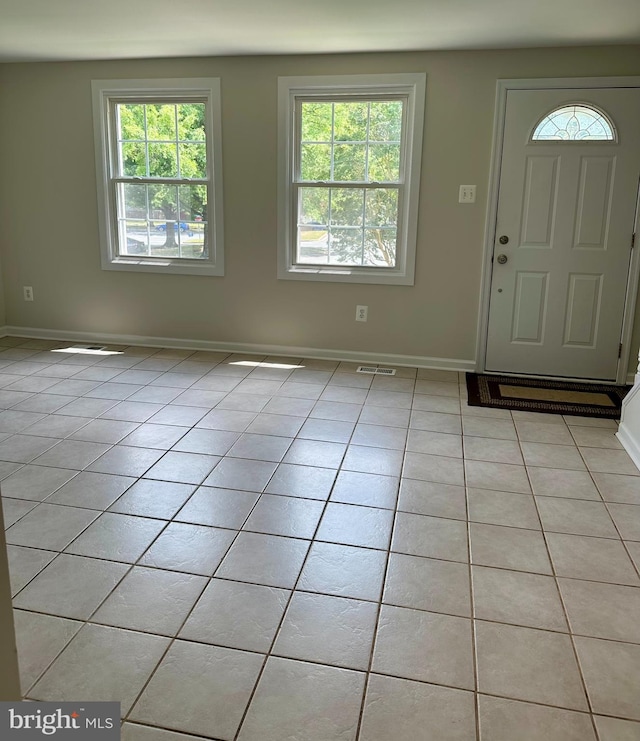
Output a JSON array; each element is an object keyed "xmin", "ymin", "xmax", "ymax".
[
  {"xmin": 574, "ymin": 156, "xmax": 614, "ymax": 248},
  {"xmin": 511, "ymin": 271, "xmax": 548, "ymax": 343},
  {"xmin": 563, "ymin": 273, "xmax": 603, "ymax": 347},
  {"xmin": 486, "ymin": 88, "xmax": 640, "ymax": 380},
  {"xmin": 520, "ymin": 156, "xmax": 558, "ymax": 247}
]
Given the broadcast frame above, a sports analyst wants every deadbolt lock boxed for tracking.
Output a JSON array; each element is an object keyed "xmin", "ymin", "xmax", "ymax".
[{"xmin": 499, "ymin": 235, "xmax": 509, "ymax": 244}]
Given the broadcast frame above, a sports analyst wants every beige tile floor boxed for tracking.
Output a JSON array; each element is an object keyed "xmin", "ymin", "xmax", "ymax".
[{"xmin": 1, "ymin": 335, "xmax": 640, "ymax": 740}]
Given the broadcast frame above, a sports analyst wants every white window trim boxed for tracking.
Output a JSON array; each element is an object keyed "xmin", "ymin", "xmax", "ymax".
[
  {"xmin": 92, "ymin": 77, "xmax": 224, "ymax": 276},
  {"xmin": 277, "ymin": 73, "xmax": 426, "ymax": 286}
]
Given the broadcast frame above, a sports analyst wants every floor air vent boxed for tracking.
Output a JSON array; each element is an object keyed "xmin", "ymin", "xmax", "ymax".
[{"xmin": 356, "ymin": 366, "xmax": 397, "ymax": 376}]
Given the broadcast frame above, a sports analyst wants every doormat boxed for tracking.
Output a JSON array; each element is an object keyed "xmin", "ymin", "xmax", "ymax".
[{"xmin": 466, "ymin": 373, "xmax": 630, "ymax": 418}]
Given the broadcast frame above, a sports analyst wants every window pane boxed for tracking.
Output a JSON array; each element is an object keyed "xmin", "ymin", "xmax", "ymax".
[
  {"xmin": 119, "ymin": 220, "xmax": 150, "ymax": 256},
  {"xmin": 118, "ymin": 184, "xmax": 147, "ymax": 219},
  {"xmin": 297, "ymin": 229, "xmax": 329, "ymax": 264},
  {"xmin": 364, "ymin": 228, "xmax": 397, "ymax": 267},
  {"xmin": 117, "ymin": 184, "xmax": 209, "ymax": 252},
  {"xmin": 149, "ymin": 220, "xmax": 188, "ymax": 257},
  {"xmin": 301, "ymin": 143, "xmax": 331, "ymax": 180},
  {"xmin": 119, "ymin": 142, "xmax": 146, "ymax": 177},
  {"xmin": 369, "ymin": 101, "xmax": 403, "ymax": 142},
  {"xmin": 329, "ymin": 229, "xmax": 364, "ymax": 266},
  {"xmin": 175, "ymin": 222, "xmax": 205, "ymax": 259},
  {"xmin": 145, "ymin": 104, "xmax": 177, "ymax": 140},
  {"xmin": 365, "ymin": 189, "xmax": 399, "ymax": 227},
  {"xmin": 147, "ymin": 180, "xmax": 179, "ymax": 257},
  {"xmin": 368, "ymin": 144, "xmax": 401, "ymax": 181},
  {"xmin": 179, "ymin": 143, "xmax": 207, "ymax": 178},
  {"xmin": 179, "ymin": 185, "xmax": 208, "ymax": 258},
  {"xmin": 150, "ymin": 225, "xmax": 180, "ymax": 257},
  {"xmin": 333, "ymin": 102, "xmax": 368, "ymax": 142},
  {"xmin": 297, "ymin": 189, "xmax": 329, "ymax": 263},
  {"xmin": 178, "ymin": 184, "xmax": 208, "ymax": 222},
  {"xmin": 148, "ymin": 183, "xmax": 179, "ymax": 225},
  {"xmin": 333, "ymin": 144, "xmax": 366, "ymax": 181},
  {"xmin": 148, "ymin": 143, "xmax": 178, "ymax": 178},
  {"xmin": 298, "ymin": 98, "xmax": 405, "ymax": 184},
  {"xmin": 118, "ymin": 104, "xmax": 145, "ymax": 141},
  {"xmin": 532, "ymin": 104, "xmax": 615, "ymax": 141},
  {"xmin": 299, "ymin": 187, "xmax": 329, "ymax": 226},
  {"xmin": 177, "ymin": 103, "xmax": 206, "ymax": 141},
  {"xmin": 294, "ymin": 187, "xmax": 400, "ymax": 268},
  {"xmin": 301, "ymin": 102, "xmax": 332, "ymax": 142},
  {"xmin": 330, "ymin": 188, "xmax": 364, "ymax": 226}
]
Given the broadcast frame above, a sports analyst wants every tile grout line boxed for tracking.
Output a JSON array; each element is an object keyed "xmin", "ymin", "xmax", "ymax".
[
  {"xmin": 232, "ymin": 364, "xmax": 371, "ymax": 741},
  {"xmin": 352, "ymin": 400, "xmax": 402, "ymax": 741},
  {"xmin": 5, "ymin": 475, "xmax": 640, "ymax": 530},
  {"xmin": 459, "ymin": 376, "xmax": 481, "ymax": 739},
  {"xmin": 13, "ymin": 577, "xmax": 640, "ymax": 648},
  {"xmin": 464, "ymin": 415, "xmax": 482, "ymax": 741},
  {"xmin": 520, "ymin": 430, "xmax": 601, "ymax": 740}
]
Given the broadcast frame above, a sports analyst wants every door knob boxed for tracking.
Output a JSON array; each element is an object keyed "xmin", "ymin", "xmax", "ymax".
[
  {"xmin": 496, "ymin": 254, "xmax": 508, "ymax": 264},
  {"xmin": 499, "ymin": 235, "xmax": 509, "ymax": 244}
]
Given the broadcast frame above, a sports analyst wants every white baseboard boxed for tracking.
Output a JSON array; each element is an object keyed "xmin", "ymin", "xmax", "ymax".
[
  {"xmin": 616, "ymin": 423, "xmax": 640, "ymax": 472},
  {"xmin": 617, "ymin": 381, "xmax": 640, "ymax": 472},
  {"xmin": 622, "ymin": 381, "xmax": 640, "ymax": 409},
  {"xmin": 0, "ymin": 325, "xmax": 477, "ymax": 373}
]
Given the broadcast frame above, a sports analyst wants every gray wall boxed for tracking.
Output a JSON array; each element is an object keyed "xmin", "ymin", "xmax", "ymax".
[
  {"xmin": 0, "ymin": 252, "xmax": 5, "ymax": 328},
  {"xmin": 0, "ymin": 46, "xmax": 639, "ymax": 365}
]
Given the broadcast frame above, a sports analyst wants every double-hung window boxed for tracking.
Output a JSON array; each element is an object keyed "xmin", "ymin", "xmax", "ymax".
[
  {"xmin": 278, "ymin": 74, "xmax": 426, "ymax": 285},
  {"xmin": 92, "ymin": 78, "xmax": 224, "ymax": 276}
]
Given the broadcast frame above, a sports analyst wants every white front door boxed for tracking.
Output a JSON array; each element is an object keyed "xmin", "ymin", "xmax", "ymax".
[{"xmin": 485, "ymin": 88, "xmax": 640, "ymax": 380}]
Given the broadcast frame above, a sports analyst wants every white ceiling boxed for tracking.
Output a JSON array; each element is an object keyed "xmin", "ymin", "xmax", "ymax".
[{"xmin": 1, "ymin": 0, "xmax": 639, "ymax": 63}]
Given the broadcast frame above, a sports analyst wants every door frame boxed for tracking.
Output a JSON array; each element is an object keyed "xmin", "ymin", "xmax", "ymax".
[{"xmin": 476, "ymin": 76, "xmax": 640, "ymax": 385}]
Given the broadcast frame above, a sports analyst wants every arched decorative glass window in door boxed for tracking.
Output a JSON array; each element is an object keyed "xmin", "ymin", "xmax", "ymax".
[{"xmin": 531, "ymin": 104, "xmax": 616, "ymax": 141}]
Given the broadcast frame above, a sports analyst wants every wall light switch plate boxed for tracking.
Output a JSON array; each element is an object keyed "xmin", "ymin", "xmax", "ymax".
[{"xmin": 459, "ymin": 185, "xmax": 476, "ymax": 203}]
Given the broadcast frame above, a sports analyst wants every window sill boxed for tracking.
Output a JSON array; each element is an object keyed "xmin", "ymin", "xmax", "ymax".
[
  {"xmin": 102, "ymin": 257, "xmax": 224, "ymax": 277},
  {"xmin": 278, "ymin": 264, "xmax": 414, "ymax": 286}
]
